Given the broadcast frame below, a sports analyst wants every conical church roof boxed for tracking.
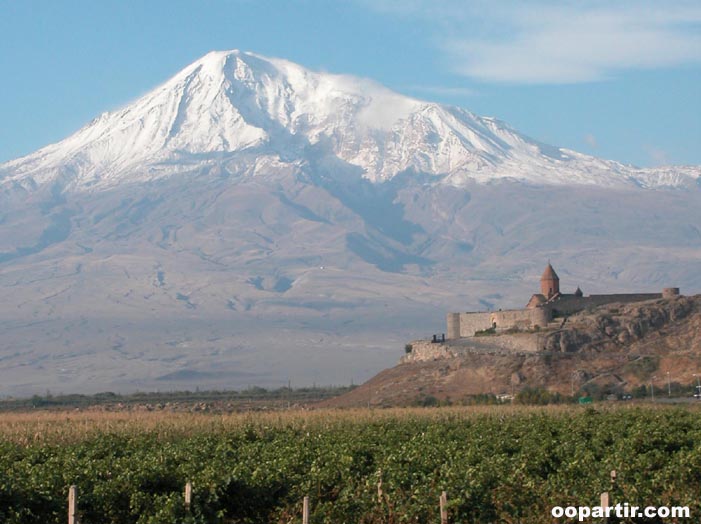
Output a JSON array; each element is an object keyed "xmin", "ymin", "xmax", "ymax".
[{"xmin": 541, "ymin": 263, "xmax": 559, "ymax": 281}]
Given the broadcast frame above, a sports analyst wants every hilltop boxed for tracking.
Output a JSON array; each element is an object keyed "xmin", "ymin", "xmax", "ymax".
[{"xmin": 323, "ymin": 295, "xmax": 701, "ymax": 407}]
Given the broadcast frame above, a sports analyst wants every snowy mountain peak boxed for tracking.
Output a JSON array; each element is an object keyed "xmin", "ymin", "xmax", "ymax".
[{"xmin": 1, "ymin": 50, "xmax": 699, "ymax": 190}]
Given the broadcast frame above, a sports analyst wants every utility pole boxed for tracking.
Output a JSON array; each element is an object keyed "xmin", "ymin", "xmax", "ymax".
[
  {"xmin": 571, "ymin": 370, "xmax": 578, "ymax": 397},
  {"xmin": 667, "ymin": 372, "xmax": 671, "ymax": 397}
]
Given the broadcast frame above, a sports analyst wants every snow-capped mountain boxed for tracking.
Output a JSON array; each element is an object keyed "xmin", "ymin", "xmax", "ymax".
[
  {"xmin": 0, "ymin": 50, "xmax": 700, "ymax": 396},
  {"xmin": 2, "ymin": 50, "xmax": 698, "ymax": 191}
]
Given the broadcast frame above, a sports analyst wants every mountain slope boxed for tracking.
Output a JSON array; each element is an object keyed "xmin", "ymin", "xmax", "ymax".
[{"xmin": 0, "ymin": 50, "xmax": 699, "ymax": 396}]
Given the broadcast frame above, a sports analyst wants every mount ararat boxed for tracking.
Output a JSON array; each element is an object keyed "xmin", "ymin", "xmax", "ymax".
[{"xmin": 1, "ymin": 50, "xmax": 700, "ymax": 395}]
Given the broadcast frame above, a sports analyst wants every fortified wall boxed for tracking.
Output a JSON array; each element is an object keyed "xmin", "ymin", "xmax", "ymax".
[
  {"xmin": 446, "ymin": 264, "xmax": 680, "ymax": 340},
  {"xmin": 403, "ymin": 334, "xmax": 543, "ymax": 363},
  {"xmin": 447, "ymin": 308, "xmax": 549, "ymax": 339},
  {"xmin": 547, "ymin": 293, "xmax": 662, "ymax": 316}
]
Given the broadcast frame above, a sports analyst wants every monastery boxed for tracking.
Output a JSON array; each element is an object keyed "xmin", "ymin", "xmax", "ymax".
[{"xmin": 446, "ymin": 263, "xmax": 680, "ymax": 339}]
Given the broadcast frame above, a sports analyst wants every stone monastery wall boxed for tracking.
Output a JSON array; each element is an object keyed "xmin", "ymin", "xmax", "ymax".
[
  {"xmin": 447, "ymin": 308, "xmax": 549, "ymax": 338},
  {"xmin": 548, "ymin": 293, "xmax": 662, "ymax": 315},
  {"xmin": 445, "ymin": 262, "xmax": 679, "ymax": 340}
]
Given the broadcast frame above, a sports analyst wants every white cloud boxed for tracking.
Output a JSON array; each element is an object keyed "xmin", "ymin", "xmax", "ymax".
[
  {"xmin": 406, "ymin": 85, "xmax": 477, "ymax": 97},
  {"xmin": 646, "ymin": 146, "xmax": 670, "ymax": 166},
  {"xmin": 359, "ymin": 1, "xmax": 701, "ymax": 84},
  {"xmin": 584, "ymin": 134, "xmax": 598, "ymax": 148}
]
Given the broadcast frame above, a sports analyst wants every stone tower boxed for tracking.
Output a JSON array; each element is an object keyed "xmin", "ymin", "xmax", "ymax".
[{"xmin": 541, "ymin": 263, "xmax": 560, "ymax": 300}]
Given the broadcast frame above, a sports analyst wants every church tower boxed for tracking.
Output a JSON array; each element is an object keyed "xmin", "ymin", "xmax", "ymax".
[{"xmin": 541, "ymin": 263, "xmax": 560, "ymax": 300}]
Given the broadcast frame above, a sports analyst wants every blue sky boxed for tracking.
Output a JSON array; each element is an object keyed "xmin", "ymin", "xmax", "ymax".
[{"xmin": 1, "ymin": 0, "xmax": 699, "ymax": 167}]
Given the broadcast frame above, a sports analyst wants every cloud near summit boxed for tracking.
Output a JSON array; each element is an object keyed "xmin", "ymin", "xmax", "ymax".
[{"xmin": 360, "ymin": 0, "xmax": 701, "ymax": 84}]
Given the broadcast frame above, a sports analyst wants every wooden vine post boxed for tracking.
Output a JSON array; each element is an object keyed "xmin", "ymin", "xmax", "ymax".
[
  {"xmin": 600, "ymin": 469, "xmax": 617, "ymax": 524},
  {"xmin": 303, "ymin": 495, "xmax": 310, "ymax": 524},
  {"xmin": 601, "ymin": 470, "xmax": 617, "ymax": 507},
  {"xmin": 68, "ymin": 485, "xmax": 78, "ymax": 524},
  {"xmin": 439, "ymin": 491, "xmax": 448, "ymax": 524},
  {"xmin": 185, "ymin": 481, "xmax": 192, "ymax": 511}
]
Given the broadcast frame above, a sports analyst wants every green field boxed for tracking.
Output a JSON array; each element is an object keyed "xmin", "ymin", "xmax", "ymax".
[{"xmin": 1, "ymin": 405, "xmax": 699, "ymax": 523}]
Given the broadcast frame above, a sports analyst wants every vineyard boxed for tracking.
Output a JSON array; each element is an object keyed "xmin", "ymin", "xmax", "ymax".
[{"xmin": 1, "ymin": 405, "xmax": 700, "ymax": 523}]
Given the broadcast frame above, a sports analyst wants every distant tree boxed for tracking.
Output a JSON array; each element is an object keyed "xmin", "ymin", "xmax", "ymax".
[
  {"xmin": 417, "ymin": 395, "xmax": 439, "ymax": 407},
  {"xmin": 632, "ymin": 384, "xmax": 648, "ymax": 398}
]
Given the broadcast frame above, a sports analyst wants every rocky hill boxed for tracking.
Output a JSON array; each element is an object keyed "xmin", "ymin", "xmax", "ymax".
[{"xmin": 322, "ymin": 295, "xmax": 701, "ymax": 407}]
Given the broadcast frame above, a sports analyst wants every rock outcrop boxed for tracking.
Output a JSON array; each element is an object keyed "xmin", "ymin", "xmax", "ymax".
[{"xmin": 323, "ymin": 296, "xmax": 701, "ymax": 407}]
